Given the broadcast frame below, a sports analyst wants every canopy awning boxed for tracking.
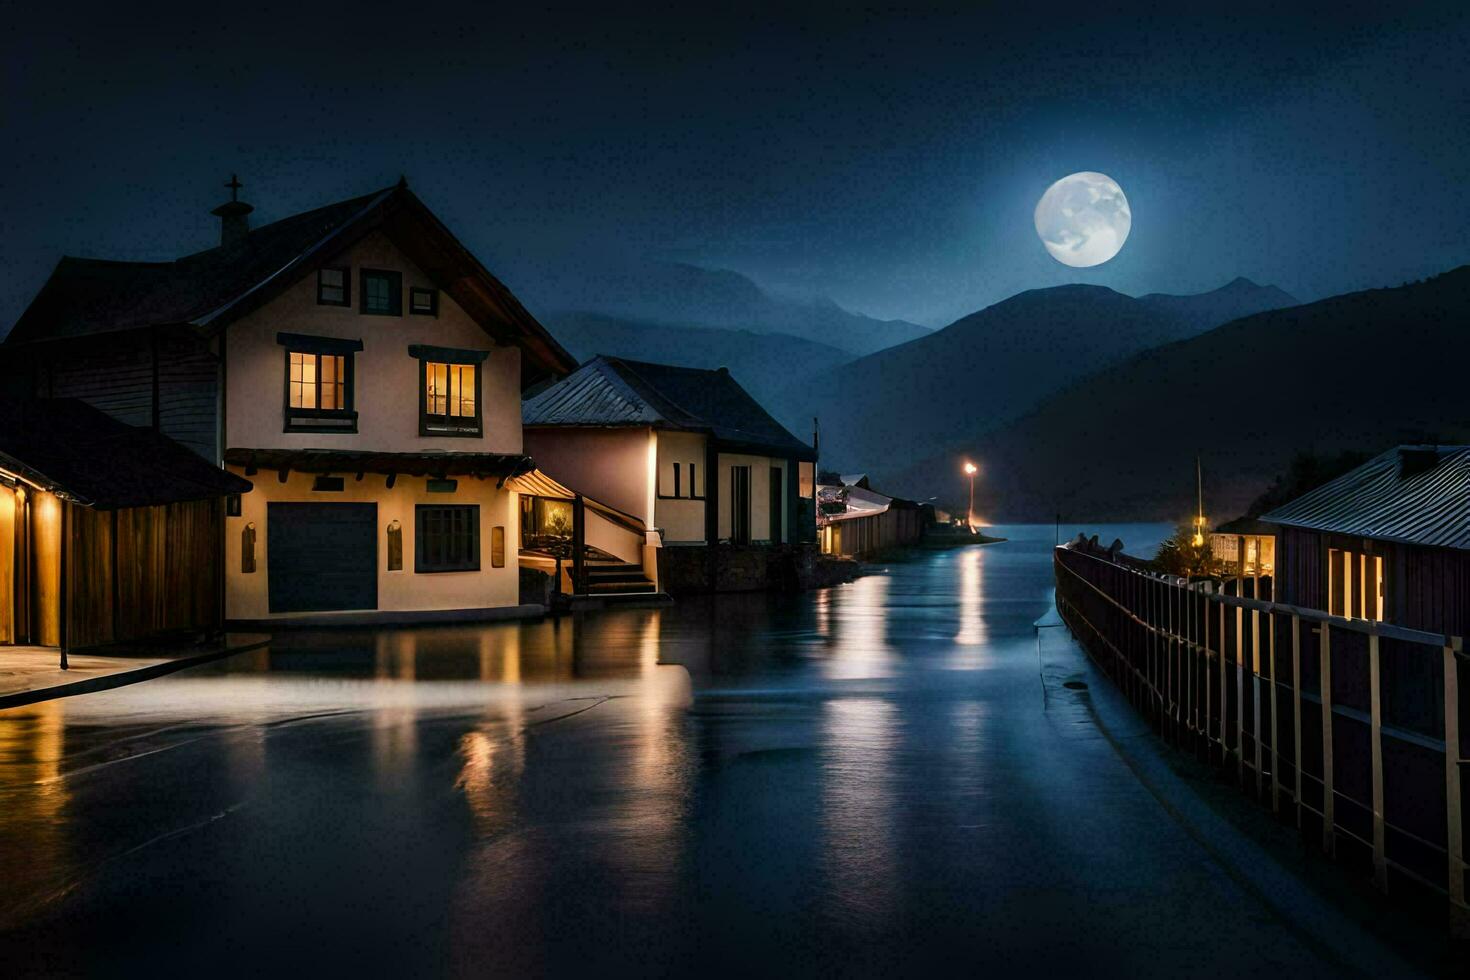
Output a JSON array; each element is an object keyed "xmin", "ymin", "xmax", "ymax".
[
  {"xmin": 224, "ymin": 448, "xmax": 534, "ymax": 480},
  {"xmin": 506, "ymin": 468, "xmax": 649, "ymax": 537}
]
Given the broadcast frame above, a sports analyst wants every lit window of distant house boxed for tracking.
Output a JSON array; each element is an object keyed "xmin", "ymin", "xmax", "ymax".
[
  {"xmin": 409, "ymin": 287, "xmax": 438, "ymax": 316},
  {"xmin": 317, "ymin": 267, "xmax": 350, "ymax": 306},
  {"xmin": 360, "ymin": 269, "xmax": 402, "ymax": 316},
  {"xmin": 416, "ymin": 504, "xmax": 480, "ymax": 572},
  {"xmin": 278, "ymin": 333, "xmax": 361, "ymax": 432},
  {"xmin": 411, "ymin": 344, "xmax": 486, "ymax": 437}
]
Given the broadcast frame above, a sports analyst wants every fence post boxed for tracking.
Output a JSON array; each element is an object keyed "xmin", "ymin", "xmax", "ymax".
[
  {"xmin": 1269, "ymin": 612, "xmax": 1280, "ymax": 813},
  {"xmin": 1293, "ymin": 613, "xmax": 1303, "ymax": 830},
  {"xmin": 1252, "ymin": 608, "xmax": 1263, "ymax": 797},
  {"xmin": 1236, "ymin": 604, "xmax": 1245, "ymax": 784},
  {"xmin": 1369, "ymin": 631, "xmax": 1387, "ymax": 891},
  {"xmin": 1321, "ymin": 622, "xmax": 1336, "ymax": 856},
  {"xmin": 1220, "ymin": 600, "xmax": 1228, "ymax": 766},
  {"xmin": 1446, "ymin": 636, "xmax": 1466, "ymax": 932}
]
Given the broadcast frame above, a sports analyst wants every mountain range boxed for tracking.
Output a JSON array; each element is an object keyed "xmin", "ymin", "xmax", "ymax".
[
  {"xmin": 894, "ymin": 265, "xmax": 1470, "ymax": 522},
  {"xmin": 770, "ymin": 277, "xmax": 1298, "ymax": 476},
  {"xmin": 509, "ymin": 258, "xmax": 930, "ymax": 356}
]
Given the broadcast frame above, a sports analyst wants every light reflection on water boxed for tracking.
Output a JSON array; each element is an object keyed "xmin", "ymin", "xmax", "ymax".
[{"xmin": 0, "ymin": 523, "xmax": 1175, "ymax": 965}]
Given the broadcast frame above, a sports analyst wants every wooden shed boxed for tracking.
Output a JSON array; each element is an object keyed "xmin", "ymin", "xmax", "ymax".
[
  {"xmin": 1263, "ymin": 445, "xmax": 1470, "ymax": 634},
  {"xmin": 0, "ymin": 398, "xmax": 252, "ymax": 652}
]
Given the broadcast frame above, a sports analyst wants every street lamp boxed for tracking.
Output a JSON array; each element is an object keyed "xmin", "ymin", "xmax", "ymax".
[{"xmin": 963, "ymin": 461, "xmax": 978, "ymax": 531}]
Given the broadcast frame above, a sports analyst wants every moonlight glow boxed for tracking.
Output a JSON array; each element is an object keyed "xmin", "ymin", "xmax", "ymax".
[{"xmin": 1034, "ymin": 172, "xmax": 1131, "ymax": 267}]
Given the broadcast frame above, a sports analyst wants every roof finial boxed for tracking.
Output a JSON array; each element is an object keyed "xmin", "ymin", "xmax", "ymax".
[{"xmin": 211, "ymin": 174, "xmax": 254, "ymax": 247}]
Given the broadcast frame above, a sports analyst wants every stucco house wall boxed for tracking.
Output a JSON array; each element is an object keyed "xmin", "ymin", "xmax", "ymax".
[
  {"xmin": 225, "ymin": 469, "xmax": 519, "ymax": 621},
  {"xmin": 521, "ymin": 426, "xmax": 654, "ymax": 524},
  {"xmin": 225, "ymin": 230, "xmax": 523, "ymax": 456}
]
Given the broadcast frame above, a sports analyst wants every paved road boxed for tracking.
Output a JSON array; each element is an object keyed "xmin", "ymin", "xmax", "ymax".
[{"xmin": 0, "ymin": 525, "xmax": 1432, "ymax": 977}]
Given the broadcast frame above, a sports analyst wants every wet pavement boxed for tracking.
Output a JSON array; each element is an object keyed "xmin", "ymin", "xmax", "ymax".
[{"xmin": 0, "ymin": 525, "xmax": 1430, "ymax": 977}]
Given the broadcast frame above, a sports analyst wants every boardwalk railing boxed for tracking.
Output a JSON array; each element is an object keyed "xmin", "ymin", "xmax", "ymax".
[{"xmin": 1054, "ymin": 542, "xmax": 1468, "ymax": 927}]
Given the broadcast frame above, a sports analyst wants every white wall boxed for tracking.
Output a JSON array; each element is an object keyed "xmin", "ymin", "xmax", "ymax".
[
  {"xmin": 225, "ymin": 467, "xmax": 520, "ymax": 620},
  {"xmin": 715, "ymin": 452, "xmax": 786, "ymax": 543},
  {"xmin": 521, "ymin": 427, "xmax": 654, "ymax": 522},
  {"xmin": 225, "ymin": 230, "xmax": 523, "ymax": 455},
  {"xmin": 654, "ymin": 429, "xmax": 708, "ymax": 544}
]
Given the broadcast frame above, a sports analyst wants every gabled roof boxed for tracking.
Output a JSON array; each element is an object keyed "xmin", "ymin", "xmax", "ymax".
[
  {"xmin": 0, "ymin": 399, "xmax": 251, "ymax": 509},
  {"xmin": 1262, "ymin": 445, "xmax": 1470, "ymax": 550},
  {"xmin": 523, "ymin": 355, "xmax": 817, "ymax": 461},
  {"xmin": 7, "ymin": 180, "xmax": 577, "ymax": 387}
]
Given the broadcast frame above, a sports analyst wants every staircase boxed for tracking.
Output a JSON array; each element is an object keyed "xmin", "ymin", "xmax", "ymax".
[{"xmin": 583, "ymin": 560, "xmax": 657, "ymax": 596}]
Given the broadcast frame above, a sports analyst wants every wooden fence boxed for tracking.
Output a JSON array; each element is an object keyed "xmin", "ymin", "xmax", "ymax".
[{"xmin": 1053, "ymin": 542, "xmax": 1468, "ymax": 927}]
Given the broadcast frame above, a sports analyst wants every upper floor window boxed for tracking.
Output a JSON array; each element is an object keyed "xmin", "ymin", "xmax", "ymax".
[
  {"xmin": 317, "ymin": 267, "xmax": 350, "ymax": 306},
  {"xmin": 278, "ymin": 332, "xmax": 362, "ymax": 433},
  {"xmin": 410, "ymin": 344, "xmax": 487, "ymax": 437},
  {"xmin": 409, "ymin": 287, "xmax": 438, "ymax": 317},
  {"xmin": 360, "ymin": 269, "xmax": 402, "ymax": 316}
]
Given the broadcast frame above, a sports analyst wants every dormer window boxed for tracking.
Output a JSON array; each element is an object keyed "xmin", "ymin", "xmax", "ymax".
[
  {"xmin": 278, "ymin": 333, "xmax": 362, "ymax": 433},
  {"xmin": 409, "ymin": 287, "xmax": 438, "ymax": 316},
  {"xmin": 410, "ymin": 344, "xmax": 486, "ymax": 437},
  {"xmin": 317, "ymin": 267, "xmax": 350, "ymax": 306},
  {"xmin": 360, "ymin": 269, "xmax": 402, "ymax": 316}
]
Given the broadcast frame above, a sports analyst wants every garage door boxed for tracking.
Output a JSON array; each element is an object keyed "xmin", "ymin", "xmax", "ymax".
[{"xmin": 268, "ymin": 503, "xmax": 378, "ymax": 613}]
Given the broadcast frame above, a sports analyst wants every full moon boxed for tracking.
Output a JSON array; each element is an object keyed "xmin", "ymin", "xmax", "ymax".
[{"xmin": 1034, "ymin": 172, "xmax": 1131, "ymax": 267}]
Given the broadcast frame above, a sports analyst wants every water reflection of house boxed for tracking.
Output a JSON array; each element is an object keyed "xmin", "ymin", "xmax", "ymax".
[
  {"xmin": 816, "ymin": 478, "xmax": 926, "ymax": 559},
  {"xmin": 1261, "ymin": 445, "xmax": 1470, "ymax": 630},
  {"xmin": 0, "ymin": 398, "xmax": 248, "ymax": 652},
  {"xmin": 523, "ymin": 357, "xmax": 818, "ymax": 593}
]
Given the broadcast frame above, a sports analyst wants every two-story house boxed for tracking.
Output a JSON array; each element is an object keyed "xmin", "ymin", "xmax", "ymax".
[{"xmin": 4, "ymin": 178, "xmax": 577, "ymax": 625}]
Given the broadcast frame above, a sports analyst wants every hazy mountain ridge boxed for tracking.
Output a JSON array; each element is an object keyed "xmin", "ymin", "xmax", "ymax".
[
  {"xmin": 509, "ymin": 258, "xmax": 931, "ymax": 356},
  {"xmin": 541, "ymin": 311, "xmax": 852, "ymax": 412},
  {"xmin": 892, "ymin": 266, "xmax": 1470, "ymax": 521},
  {"xmin": 776, "ymin": 278, "xmax": 1298, "ymax": 477}
]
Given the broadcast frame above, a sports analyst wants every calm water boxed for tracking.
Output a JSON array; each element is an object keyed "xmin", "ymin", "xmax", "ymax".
[{"xmin": 0, "ymin": 524, "xmax": 1399, "ymax": 977}]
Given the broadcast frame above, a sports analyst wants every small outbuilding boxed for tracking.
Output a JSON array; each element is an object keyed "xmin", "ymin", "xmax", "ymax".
[
  {"xmin": 1263, "ymin": 445, "xmax": 1470, "ymax": 632},
  {"xmin": 0, "ymin": 398, "xmax": 252, "ymax": 652}
]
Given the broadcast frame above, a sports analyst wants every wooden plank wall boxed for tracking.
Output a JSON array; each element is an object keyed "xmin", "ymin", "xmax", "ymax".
[
  {"xmin": 38, "ymin": 333, "xmax": 154, "ymax": 428},
  {"xmin": 156, "ymin": 333, "xmax": 220, "ymax": 460},
  {"xmin": 65, "ymin": 498, "xmax": 221, "ymax": 649},
  {"xmin": 34, "ymin": 330, "xmax": 220, "ymax": 462}
]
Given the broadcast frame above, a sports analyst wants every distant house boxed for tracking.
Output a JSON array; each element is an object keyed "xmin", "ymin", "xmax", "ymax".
[
  {"xmin": 1262, "ymin": 445, "xmax": 1470, "ymax": 632},
  {"xmin": 816, "ymin": 478, "xmax": 926, "ymax": 559},
  {"xmin": 4, "ymin": 178, "xmax": 578, "ymax": 626},
  {"xmin": 1209, "ymin": 515, "xmax": 1277, "ymax": 594},
  {"xmin": 0, "ymin": 398, "xmax": 249, "ymax": 650},
  {"xmin": 522, "ymin": 356, "xmax": 818, "ymax": 592}
]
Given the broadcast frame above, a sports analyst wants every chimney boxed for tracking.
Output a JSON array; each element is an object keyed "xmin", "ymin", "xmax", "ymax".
[
  {"xmin": 1398, "ymin": 446, "xmax": 1441, "ymax": 478},
  {"xmin": 210, "ymin": 173, "xmax": 254, "ymax": 247}
]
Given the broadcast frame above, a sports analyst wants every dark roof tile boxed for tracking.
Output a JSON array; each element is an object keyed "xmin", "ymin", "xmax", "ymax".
[
  {"xmin": 0, "ymin": 399, "xmax": 251, "ymax": 508},
  {"xmin": 523, "ymin": 356, "xmax": 816, "ymax": 460},
  {"xmin": 1262, "ymin": 445, "xmax": 1470, "ymax": 550}
]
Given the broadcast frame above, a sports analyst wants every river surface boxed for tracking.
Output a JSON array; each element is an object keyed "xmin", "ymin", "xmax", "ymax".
[{"xmin": 0, "ymin": 525, "xmax": 1424, "ymax": 976}]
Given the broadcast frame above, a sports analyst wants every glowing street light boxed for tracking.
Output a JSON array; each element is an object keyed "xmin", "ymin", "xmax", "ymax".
[{"xmin": 963, "ymin": 461, "xmax": 978, "ymax": 531}]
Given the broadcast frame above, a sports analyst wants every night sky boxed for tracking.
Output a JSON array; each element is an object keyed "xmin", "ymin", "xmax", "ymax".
[{"xmin": 4, "ymin": 3, "xmax": 1469, "ymax": 330}]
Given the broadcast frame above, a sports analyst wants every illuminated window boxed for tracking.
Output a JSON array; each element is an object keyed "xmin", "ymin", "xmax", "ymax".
[
  {"xmin": 412, "ymin": 345, "xmax": 486, "ymax": 437},
  {"xmin": 426, "ymin": 362, "xmax": 476, "ymax": 417},
  {"xmin": 279, "ymin": 333, "xmax": 360, "ymax": 432},
  {"xmin": 1328, "ymin": 546, "xmax": 1386, "ymax": 622},
  {"xmin": 317, "ymin": 267, "xmax": 350, "ymax": 306},
  {"xmin": 360, "ymin": 269, "xmax": 402, "ymax": 316}
]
